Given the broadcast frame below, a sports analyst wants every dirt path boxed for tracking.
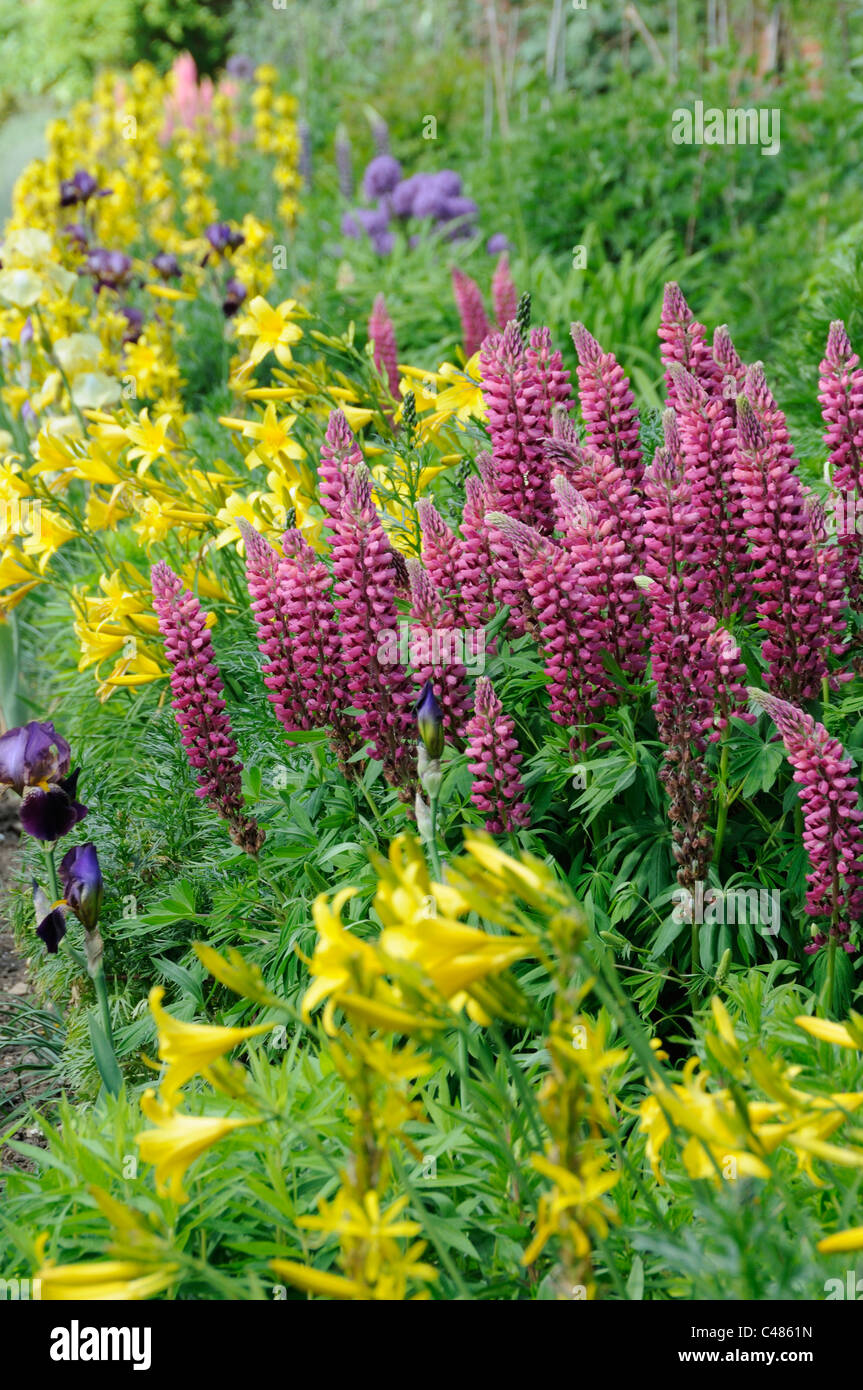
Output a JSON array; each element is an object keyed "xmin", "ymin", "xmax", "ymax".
[{"xmin": 0, "ymin": 792, "xmax": 53, "ymax": 1170}]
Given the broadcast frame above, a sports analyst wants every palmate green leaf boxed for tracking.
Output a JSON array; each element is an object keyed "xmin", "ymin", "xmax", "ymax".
[{"xmin": 728, "ymin": 721, "xmax": 786, "ymax": 796}]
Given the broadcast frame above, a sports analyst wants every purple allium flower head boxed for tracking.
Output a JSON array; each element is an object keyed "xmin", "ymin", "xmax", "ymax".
[
  {"xmin": 226, "ymin": 54, "xmax": 256, "ymax": 81},
  {"xmin": 658, "ymin": 283, "xmax": 724, "ymax": 407},
  {"xmin": 819, "ymin": 320, "xmax": 863, "ymax": 618},
  {"xmin": 491, "ymin": 253, "xmax": 518, "ymax": 330},
  {"xmin": 151, "ymin": 251, "xmax": 180, "ymax": 279},
  {"xmin": 355, "ymin": 206, "xmax": 390, "ymax": 238},
  {"xmin": 222, "ymin": 278, "xmax": 247, "ymax": 316},
  {"xmin": 751, "ymin": 689, "xmax": 863, "ymax": 952},
  {"xmin": 571, "ymin": 321, "xmax": 645, "ymax": 499},
  {"xmin": 440, "ymin": 195, "xmax": 478, "ymax": 223},
  {"xmin": 371, "ymin": 230, "xmax": 395, "ymax": 257},
  {"xmin": 668, "ymin": 361, "xmax": 752, "ymax": 620},
  {"xmin": 486, "ymin": 233, "xmax": 512, "ymax": 256},
  {"xmin": 59, "ymin": 842, "xmax": 103, "ymax": 931},
  {"xmin": 362, "ymin": 154, "xmax": 402, "ymax": 200},
  {"xmin": 413, "ymin": 182, "xmax": 452, "ymax": 222},
  {"xmin": 368, "ymin": 293, "xmax": 400, "ymax": 400},
  {"xmin": 341, "ymin": 210, "xmax": 363, "ymax": 240},
  {"xmin": 151, "ymin": 561, "xmax": 264, "ymax": 854},
  {"xmin": 734, "ymin": 394, "xmax": 844, "ymax": 702},
  {"xmin": 390, "ymin": 175, "xmax": 423, "ymax": 218},
  {"xmin": 466, "ymin": 677, "xmax": 531, "ymax": 834},
  {"xmin": 407, "ymin": 560, "xmax": 470, "ymax": 741}
]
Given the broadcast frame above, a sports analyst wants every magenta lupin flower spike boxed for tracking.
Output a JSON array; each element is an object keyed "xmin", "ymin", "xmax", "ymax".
[
  {"xmin": 407, "ymin": 559, "xmax": 470, "ymax": 740},
  {"xmin": 734, "ymin": 395, "xmax": 842, "ymax": 702},
  {"xmin": 703, "ymin": 625, "xmax": 755, "ymax": 741},
  {"xmin": 240, "ymin": 519, "xmax": 313, "ymax": 740},
  {"xmin": 668, "ymin": 361, "xmax": 752, "ymax": 621},
  {"xmin": 465, "ymin": 676, "xmax": 531, "ymax": 833},
  {"xmin": 743, "ymin": 362, "xmax": 796, "ymax": 472},
  {"xmin": 658, "ymin": 282, "xmax": 723, "ymax": 408},
  {"xmin": 571, "ymin": 321, "xmax": 645, "ymax": 496},
  {"xmin": 480, "ymin": 321, "xmax": 558, "ymax": 533},
  {"xmin": 451, "ymin": 267, "xmax": 490, "ymax": 358},
  {"xmin": 551, "ymin": 477, "xmax": 647, "ymax": 685},
  {"xmin": 491, "ymin": 252, "xmax": 518, "ymax": 330},
  {"xmin": 526, "ymin": 325, "xmax": 573, "ymax": 422},
  {"xmin": 328, "ymin": 463, "xmax": 415, "ymax": 791},
  {"xmin": 280, "ymin": 528, "xmax": 361, "ymax": 773},
  {"xmin": 368, "ymin": 292, "xmax": 401, "ymax": 400},
  {"xmin": 151, "ymin": 561, "xmax": 264, "ymax": 855},
  {"xmin": 455, "ymin": 474, "xmax": 499, "ymax": 636},
  {"xmin": 819, "ymin": 320, "xmax": 863, "ymax": 619},
  {"xmin": 416, "ymin": 497, "xmax": 467, "ymax": 626},
  {"xmin": 642, "ymin": 450, "xmax": 716, "ymax": 888},
  {"xmin": 713, "ymin": 324, "xmax": 747, "ymax": 400},
  {"xmin": 486, "ymin": 512, "xmax": 608, "ymax": 746},
  {"xmin": 750, "ymin": 689, "xmax": 863, "ymax": 954},
  {"xmin": 318, "ymin": 408, "xmax": 364, "ymax": 521}
]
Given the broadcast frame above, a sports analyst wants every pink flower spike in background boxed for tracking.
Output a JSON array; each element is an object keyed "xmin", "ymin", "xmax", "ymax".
[
  {"xmin": 151, "ymin": 561, "xmax": 264, "ymax": 855},
  {"xmin": 465, "ymin": 676, "xmax": 531, "ymax": 834}
]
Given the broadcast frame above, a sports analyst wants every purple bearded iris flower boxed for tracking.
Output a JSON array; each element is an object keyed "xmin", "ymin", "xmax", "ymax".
[
  {"xmin": 222, "ymin": 278, "xmax": 247, "ymax": 317},
  {"xmin": 0, "ymin": 721, "xmax": 87, "ymax": 842},
  {"xmin": 59, "ymin": 842, "xmax": 103, "ymax": 931},
  {"xmin": 33, "ymin": 882, "xmax": 66, "ymax": 954},
  {"xmin": 151, "ymin": 251, "xmax": 180, "ymax": 280},
  {"xmin": 205, "ymin": 222, "xmax": 245, "ymax": 255},
  {"xmin": 86, "ymin": 248, "xmax": 133, "ymax": 292},
  {"xmin": 59, "ymin": 169, "xmax": 99, "ymax": 206}
]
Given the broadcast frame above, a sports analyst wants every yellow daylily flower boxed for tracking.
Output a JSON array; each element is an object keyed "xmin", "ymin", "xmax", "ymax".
[
  {"xmin": 125, "ymin": 409, "xmax": 177, "ymax": 474},
  {"xmin": 148, "ymin": 984, "xmax": 272, "ymax": 1104},
  {"xmin": 34, "ymin": 1248, "xmax": 178, "ymax": 1302},
  {"xmin": 795, "ymin": 1014, "xmax": 863, "ymax": 1050},
  {"xmin": 135, "ymin": 1090, "xmax": 261, "ymax": 1202},
  {"xmin": 235, "ymin": 295, "xmax": 303, "ymax": 368},
  {"xmin": 818, "ymin": 1227, "xmax": 863, "ymax": 1254}
]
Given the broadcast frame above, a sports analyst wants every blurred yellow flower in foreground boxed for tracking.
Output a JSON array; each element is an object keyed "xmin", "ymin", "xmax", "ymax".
[
  {"xmin": 33, "ymin": 1239, "xmax": 178, "ymax": 1301},
  {"xmin": 148, "ymin": 984, "xmax": 271, "ymax": 1104},
  {"xmin": 135, "ymin": 1090, "xmax": 261, "ymax": 1202}
]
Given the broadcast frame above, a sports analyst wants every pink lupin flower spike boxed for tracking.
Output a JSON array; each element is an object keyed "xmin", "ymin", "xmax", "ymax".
[
  {"xmin": 819, "ymin": 320, "xmax": 863, "ymax": 623},
  {"xmin": 451, "ymin": 267, "xmax": 490, "ymax": 358},
  {"xmin": 570, "ymin": 321, "xmax": 645, "ymax": 497},
  {"xmin": 368, "ymin": 292, "xmax": 401, "ymax": 401},
  {"xmin": 734, "ymin": 395, "xmax": 842, "ymax": 702},
  {"xmin": 668, "ymin": 361, "xmax": 752, "ymax": 621},
  {"xmin": 750, "ymin": 689, "xmax": 863, "ymax": 954},
  {"xmin": 240, "ymin": 519, "xmax": 312, "ymax": 740},
  {"xmin": 658, "ymin": 282, "xmax": 723, "ymax": 408},
  {"xmin": 465, "ymin": 676, "xmax": 531, "ymax": 833},
  {"xmin": 151, "ymin": 561, "xmax": 264, "ymax": 854},
  {"xmin": 491, "ymin": 252, "xmax": 518, "ymax": 330},
  {"xmin": 407, "ymin": 559, "xmax": 470, "ymax": 741},
  {"xmin": 416, "ymin": 497, "xmax": 467, "ymax": 626},
  {"xmin": 481, "ymin": 321, "xmax": 559, "ymax": 533},
  {"xmin": 318, "ymin": 408, "xmax": 364, "ymax": 522},
  {"xmin": 455, "ymin": 473, "xmax": 499, "ymax": 636},
  {"xmin": 328, "ymin": 463, "xmax": 415, "ymax": 791}
]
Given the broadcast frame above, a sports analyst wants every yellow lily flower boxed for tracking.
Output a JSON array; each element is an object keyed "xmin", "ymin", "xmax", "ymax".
[
  {"xmin": 135, "ymin": 1089, "xmax": 261, "ymax": 1202},
  {"xmin": 818, "ymin": 1227, "xmax": 863, "ymax": 1254},
  {"xmin": 148, "ymin": 984, "xmax": 272, "ymax": 1104},
  {"xmin": 795, "ymin": 1014, "xmax": 863, "ymax": 1050}
]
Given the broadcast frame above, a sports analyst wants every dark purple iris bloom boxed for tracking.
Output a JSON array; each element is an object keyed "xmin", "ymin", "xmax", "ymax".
[
  {"xmin": 226, "ymin": 54, "xmax": 256, "ymax": 81},
  {"xmin": 0, "ymin": 721, "xmax": 71, "ymax": 795},
  {"xmin": 59, "ymin": 169, "xmax": 99, "ymax": 206},
  {"xmin": 362, "ymin": 154, "xmax": 402, "ymax": 200},
  {"xmin": 62, "ymin": 222, "xmax": 89, "ymax": 249},
  {"xmin": 486, "ymin": 233, "xmax": 511, "ymax": 255},
  {"xmin": 416, "ymin": 681, "xmax": 444, "ymax": 759},
  {"xmin": 59, "ymin": 842, "xmax": 103, "ymax": 931},
  {"xmin": 151, "ymin": 251, "xmax": 180, "ymax": 279},
  {"xmin": 206, "ymin": 222, "xmax": 245, "ymax": 255},
  {"xmin": 222, "ymin": 278, "xmax": 247, "ymax": 317},
  {"xmin": 120, "ymin": 306, "xmax": 144, "ymax": 343},
  {"xmin": 33, "ymin": 883, "xmax": 66, "ymax": 954},
  {"xmin": 20, "ymin": 767, "xmax": 88, "ymax": 843},
  {"xmin": 86, "ymin": 248, "xmax": 132, "ymax": 291}
]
